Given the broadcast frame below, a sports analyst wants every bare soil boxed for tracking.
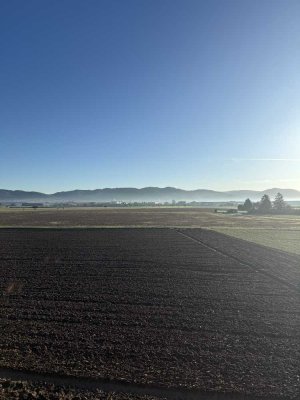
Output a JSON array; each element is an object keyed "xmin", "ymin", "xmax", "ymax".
[{"xmin": 0, "ymin": 229, "xmax": 299, "ymax": 399}]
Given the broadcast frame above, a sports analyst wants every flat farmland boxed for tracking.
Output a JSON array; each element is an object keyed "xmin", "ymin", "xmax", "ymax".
[
  {"xmin": 0, "ymin": 229, "xmax": 300, "ymax": 399},
  {"xmin": 1, "ymin": 207, "xmax": 300, "ymax": 229}
]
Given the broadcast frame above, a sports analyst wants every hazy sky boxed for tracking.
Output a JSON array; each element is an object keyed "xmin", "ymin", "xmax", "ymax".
[{"xmin": 1, "ymin": 0, "xmax": 300, "ymax": 192}]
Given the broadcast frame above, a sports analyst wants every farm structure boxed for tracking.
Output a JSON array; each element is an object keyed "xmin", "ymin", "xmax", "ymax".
[{"xmin": 0, "ymin": 228, "xmax": 299, "ymax": 399}]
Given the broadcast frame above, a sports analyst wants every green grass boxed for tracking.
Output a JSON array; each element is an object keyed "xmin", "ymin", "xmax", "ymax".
[{"xmin": 212, "ymin": 227, "xmax": 300, "ymax": 255}]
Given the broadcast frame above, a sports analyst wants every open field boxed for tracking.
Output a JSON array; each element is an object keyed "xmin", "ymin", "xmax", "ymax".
[
  {"xmin": 1, "ymin": 228, "xmax": 300, "ymax": 399},
  {"xmin": 1, "ymin": 207, "xmax": 300, "ymax": 229},
  {"xmin": 1, "ymin": 207, "xmax": 300, "ymax": 255}
]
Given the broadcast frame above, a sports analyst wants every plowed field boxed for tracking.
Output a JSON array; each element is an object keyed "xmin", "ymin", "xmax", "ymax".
[{"xmin": 0, "ymin": 229, "xmax": 299, "ymax": 399}]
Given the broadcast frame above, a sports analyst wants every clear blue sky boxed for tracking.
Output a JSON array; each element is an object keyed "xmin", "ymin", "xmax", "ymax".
[{"xmin": 1, "ymin": 0, "xmax": 300, "ymax": 193}]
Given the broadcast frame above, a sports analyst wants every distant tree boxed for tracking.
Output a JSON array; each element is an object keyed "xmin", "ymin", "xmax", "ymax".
[
  {"xmin": 244, "ymin": 198, "xmax": 253, "ymax": 212},
  {"xmin": 273, "ymin": 192, "xmax": 287, "ymax": 211},
  {"xmin": 258, "ymin": 194, "xmax": 272, "ymax": 213}
]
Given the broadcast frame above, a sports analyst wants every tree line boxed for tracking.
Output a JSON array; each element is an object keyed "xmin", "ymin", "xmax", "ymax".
[{"xmin": 238, "ymin": 192, "xmax": 292, "ymax": 214}]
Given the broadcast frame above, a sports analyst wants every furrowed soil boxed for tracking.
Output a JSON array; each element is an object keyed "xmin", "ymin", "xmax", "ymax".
[{"xmin": 0, "ymin": 229, "xmax": 299, "ymax": 399}]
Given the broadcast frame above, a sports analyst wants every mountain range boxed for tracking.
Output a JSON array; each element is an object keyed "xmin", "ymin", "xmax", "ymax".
[{"xmin": 1, "ymin": 187, "xmax": 300, "ymax": 203}]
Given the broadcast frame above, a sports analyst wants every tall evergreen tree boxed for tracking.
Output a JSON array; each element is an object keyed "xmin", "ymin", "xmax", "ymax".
[
  {"xmin": 273, "ymin": 192, "xmax": 286, "ymax": 211},
  {"xmin": 258, "ymin": 194, "xmax": 272, "ymax": 212},
  {"xmin": 243, "ymin": 198, "xmax": 253, "ymax": 212}
]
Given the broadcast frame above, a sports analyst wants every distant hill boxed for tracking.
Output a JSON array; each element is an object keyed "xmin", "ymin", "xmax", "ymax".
[{"xmin": 1, "ymin": 187, "xmax": 300, "ymax": 203}]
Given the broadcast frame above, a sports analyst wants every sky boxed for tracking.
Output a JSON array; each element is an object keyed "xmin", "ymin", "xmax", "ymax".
[{"xmin": 1, "ymin": 0, "xmax": 300, "ymax": 193}]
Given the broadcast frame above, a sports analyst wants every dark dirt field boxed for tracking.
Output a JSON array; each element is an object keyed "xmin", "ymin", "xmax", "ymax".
[{"xmin": 0, "ymin": 229, "xmax": 299, "ymax": 399}]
